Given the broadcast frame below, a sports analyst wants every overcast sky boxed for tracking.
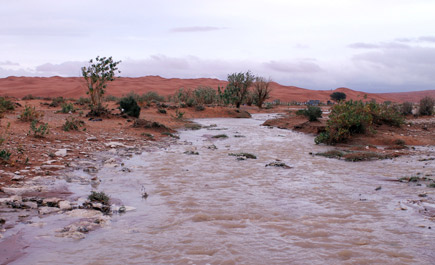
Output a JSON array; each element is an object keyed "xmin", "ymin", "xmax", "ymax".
[{"xmin": 1, "ymin": 0, "xmax": 435, "ymax": 92}]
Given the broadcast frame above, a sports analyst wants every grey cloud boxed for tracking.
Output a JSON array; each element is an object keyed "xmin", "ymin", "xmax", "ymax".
[
  {"xmin": 348, "ymin": 42, "xmax": 380, "ymax": 49},
  {"xmin": 263, "ymin": 60, "xmax": 322, "ymax": 73},
  {"xmin": 348, "ymin": 42, "xmax": 409, "ymax": 49},
  {"xmin": 35, "ymin": 61, "xmax": 86, "ymax": 76},
  {"xmin": 419, "ymin": 36, "xmax": 435, "ymax": 42},
  {"xmin": 0, "ymin": 61, "xmax": 19, "ymax": 66},
  {"xmin": 395, "ymin": 36, "xmax": 435, "ymax": 43},
  {"xmin": 347, "ymin": 46, "xmax": 435, "ymax": 91},
  {"xmin": 170, "ymin": 26, "xmax": 225, "ymax": 33}
]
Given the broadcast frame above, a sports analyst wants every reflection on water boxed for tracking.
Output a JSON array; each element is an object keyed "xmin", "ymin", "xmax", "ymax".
[{"xmin": 12, "ymin": 114, "xmax": 435, "ymax": 264}]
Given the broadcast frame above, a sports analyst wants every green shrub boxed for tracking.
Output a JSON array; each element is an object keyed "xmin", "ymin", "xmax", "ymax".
[
  {"xmin": 174, "ymin": 109, "xmax": 184, "ymax": 120},
  {"xmin": 0, "ymin": 149, "xmax": 11, "ymax": 162},
  {"xmin": 60, "ymin": 103, "xmax": 76, "ymax": 113},
  {"xmin": 229, "ymin": 152, "xmax": 257, "ymax": 159},
  {"xmin": 76, "ymin": 97, "xmax": 91, "ymax": 106},
  {"xmin": 418, "ymin": 96, "xmax": 434, "ymax": 116},
  {"xmin": 49, "ymin": 97, "xmax": 65, "ymax": 107},
  {"xmin": 104, "ymin": 95, "xmax": 119, "ymax": 102},
  {"xmin": 302, "ymin": 106, "xmax": 322, "ymax": 121},
  {"xmin": 367, "ymin": 101, "xmax": 404, "ymax": 127},
  {"xmin": 88, "ymin": 191, "xmax": 110, "ymax": 205},
  {"xmin": 29, "ymin": 120, "xmax": 49, "ymax": 138},
  {"xmin": 140, "ymin": 91, "xmax": 165, "ymax": 103},
  {"xmin": 315, "ymin": 100, "xmax": 404, "ymax": 144},
  {"xmin": 195, "ymin": 105, "xmax": 205, "ymax": 111},
  {"xmin": 18, "ymin": 105, "xmax": 43, "ymax": 122},
  {"xmin": 62, "ymin": 116, "xmax": 84, "ymax": 131},
  {"xmin": 119, "ymin": 96, "xmax": 141, "ymax": 118},
  {"xmin": 212, "ymin": 134, "xmax": 228, "ymax": 139},
  {"xmin": 0, "ymin": 97, "xmax": 15, "ymax": 117},
  {"xmin": 22, "ymin": 94, "xmax": 36, "ymax": 100},
  {"xmin": 401, "ymin": 102, "xmax": 413, "ymax": 115}
]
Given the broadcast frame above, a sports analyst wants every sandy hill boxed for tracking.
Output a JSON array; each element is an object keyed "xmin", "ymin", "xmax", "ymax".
[{"xmin": 0, "ymin": 76, "xmax": 433, "ymax": 103}]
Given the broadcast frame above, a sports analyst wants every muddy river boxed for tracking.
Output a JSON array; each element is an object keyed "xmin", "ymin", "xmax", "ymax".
[{"xmin": 7, "ymin": 114, "xmax": 435, "ymax": 264}]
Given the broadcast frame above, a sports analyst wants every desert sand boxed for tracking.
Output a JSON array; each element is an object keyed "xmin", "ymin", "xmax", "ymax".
[{"xmin": 1, "ymin": 76, "xmax": 434, "ymax": 103}]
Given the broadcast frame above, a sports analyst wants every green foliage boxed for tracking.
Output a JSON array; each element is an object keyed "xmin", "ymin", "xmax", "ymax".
[
  {"xmin": 118, "ymin": 96, "xmax": 141, "ymax": 118},
  {"xmin": 0, "ymin": 149, "xmax": 11, "ymax": 162},
  {"xmin": 418, "ymin": 96, "xmax": 434, "ymax": 116},
  {"xmin": 229, "ymin": 152, "xmax": 257, "ymax": 159},
  {"xmin": 140, "ymin": 91, "xmax": 165, "ymax": 103},
  {"xmin": 173, "ymin": 87, "xmax": 217, "ymax": 107},
  {"xmin": 22, "ymin": 94, "xmax": 36, "ymax": 100},
  {"xmin": 104, "ymin": 95, "xmax": 119, "ymax": 102},
  {"xmin": 60, "ymin": 103, "xmax": 76, "ymax": 113},
  {"xmin": 315, "ymin": 100, "xmax": 404, "ymax": 144},
  {"xmin": 62, "ymin": 116, "xmax": 84, "ymax": 131},
  {"xmin": 49, "ymin": 97, "xmax": 65, "ymax": 107},
  {"xmin": 302, "ymin": 106, "xmax": 322, "ymax": 121},
  {"xmin": 225, "ymin": 71, "xmax": 255, "ymax": 108},
  {"xmin": 88, "ymin": 191, "xmax": 110, "ymax": 205},
  {"xmin": 401, "ymin": 101, "xmax": 413, "ymax": 115},
  {"xmin": 0, "ymin": 97, "xmax": 15, "ymax": 117},
  {"xmin": 212, "ymin": 134, "xmax": 228, "ymax": 139},
  {"xmin": 29, "ymin": 120, "xmax": 49, "ymax": 138},
  {"xmin": 253, "ymin": 77, "xmax": 272, "ymax": 109},
  {"xmin": 82, "ymin": 56, "xmax": 121, "ymax": 115},
  {"xmin": 76, "ymin": 97, "xmax": 91, "ymax": 106},
  {"xmin": 330, "ymin": 92, "xmax": 347, "ymax": 102},
  {"xmin": 0, "ymin": 122, "xmax": 11, "ymax": 162},
  {"xmin": 18, "ymin": 105, "xmax": 43, "ymax": 122},
  {"xmin": 174, "ymin": 109, "xmax": 184, "ymax": 120},
  {"xmin": 366, "ymin": 101, "xmax": 404, "ymax": 126}
]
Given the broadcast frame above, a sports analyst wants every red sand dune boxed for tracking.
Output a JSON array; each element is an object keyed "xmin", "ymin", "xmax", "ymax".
[{"xmin": 0, "ymin": 76, "xmax": 433, "ymax": 103}]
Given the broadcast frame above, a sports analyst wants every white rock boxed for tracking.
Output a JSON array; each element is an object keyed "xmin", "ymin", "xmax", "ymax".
[
  {"xmin": 55, "ymin": 149, "xmax": 68, "ymax": 157},
  {"xmin": 67, "ymin": 209, "xmax": 104, "ymax": 218},
  {"xmin": 104, "ymin": 142, "xmax": 125, "ymax": 148},
  {"xmin": 41, "ymin": 165, "xmax": 66, "ymax": 170},
  {"xmin": 39, "ymin": 207, "xmax": 61, "ymax": 215},
  {"xmin": 23, "ymin": 201, "xmax": 38, "ymax": 209},
  {"xmin": 58, "ymin": 200, "xmax": 72, "ymax": 210}
]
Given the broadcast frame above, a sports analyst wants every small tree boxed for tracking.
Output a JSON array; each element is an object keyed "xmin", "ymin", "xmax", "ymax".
[
  {"xmin": 226, "ymin": 71, "xmax": 255, "ymax": 108},
  {"xmin": 330, "ymin": 91, "xmax": 347, "ymax": 102},
  {"xmin": 418, "ymin": 96, "xmax": 434, "ymax": 116},
  {"xmin": 253, "ymin": 77, "xmax": 272, "ymax": 109},
  {"xmin": 82, "ymin": 56, "xmax": 121, "ymax": 116}
]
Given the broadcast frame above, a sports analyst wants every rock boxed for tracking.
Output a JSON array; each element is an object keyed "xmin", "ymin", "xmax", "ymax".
[
  {"xmin": 22, "ymin": 201, "xmax": 38, "ymax": 209},
  {"xmin": 39, "ymin": 207, "xmax": 61, "ymax": 215},
  {"xmin": 43, "ymin": 197, "xmax": 61, "ymax": 207},
  {"xmin": 40, "ymin": 165, "xmax": 66, "ymax": 170},
  {"xmin": 11, "ymin": 175, "xmax": 25, "ymax": 181},
  {"xmin": 59, "ymin": 200, "xmax": 72, "ymax": 210},
  {"xmin": 67, "ymin": 209, "xmax": 104, "ymax": 218},
  {"xmin": 104, "ymin": 142, "xmax": 126, "ymax": 148},
  {"xmin": 86, "ymin": 137, "xmax": 98, "ymax": 141},
  {"xmin": 55, "ymin": 149, "xmax": 68, "ymax": 157}
]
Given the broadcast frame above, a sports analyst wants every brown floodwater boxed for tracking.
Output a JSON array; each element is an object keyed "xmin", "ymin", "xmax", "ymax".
[{"xmin": 8, "ymin": 114, "xmax": 435, "ymax": 264}]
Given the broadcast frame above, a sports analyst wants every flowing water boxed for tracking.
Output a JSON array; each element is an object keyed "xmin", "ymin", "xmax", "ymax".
[{"xmin": 9, "ymin": 114, "xmax": 435, "ymax": 264}]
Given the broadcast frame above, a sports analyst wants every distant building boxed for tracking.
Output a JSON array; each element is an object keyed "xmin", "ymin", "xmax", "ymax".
[{"xmin": 307, "ymin": 100, "xmax": 320, "ymax": 106}]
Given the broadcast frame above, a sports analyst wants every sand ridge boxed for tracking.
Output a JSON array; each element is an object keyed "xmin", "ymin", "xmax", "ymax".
[{"xmin": 1, "ymin": 76, "xmax": 434, "ymax": 103}]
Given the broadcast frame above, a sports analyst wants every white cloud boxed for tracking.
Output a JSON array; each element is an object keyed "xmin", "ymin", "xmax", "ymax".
[{"xmin": 170, "ymin": 27, "xmax": 226, "ymax": 33}]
